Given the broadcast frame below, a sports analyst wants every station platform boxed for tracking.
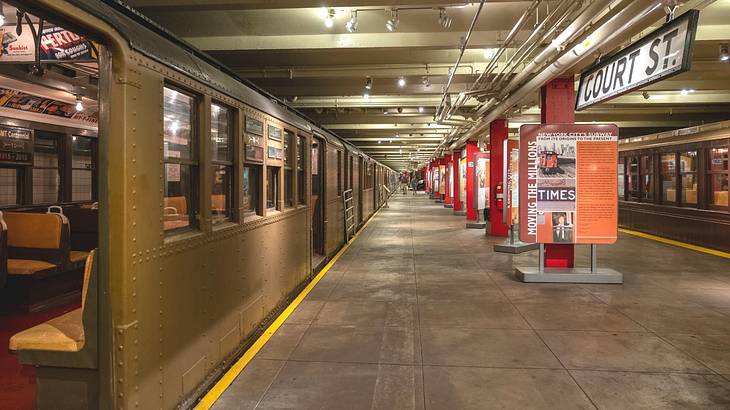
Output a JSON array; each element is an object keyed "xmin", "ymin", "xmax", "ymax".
[{"xmin": 209, "ymin": 193, "xmax": 730, "ymax": 409}]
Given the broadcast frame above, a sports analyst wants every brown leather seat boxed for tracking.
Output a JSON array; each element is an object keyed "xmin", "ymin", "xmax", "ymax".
[
  {"xmin": 164, "ymin": 196, "xmax": 190, "ymax": 229},
  {"xmin": 10, "ymin": 249, "xmax": 95, "ymax": 353},
  {"xmin": 7, "ymin": 259, "xmax": 57, "ymax": 276},
  {"xmin": 3, "ymin": 211, "xmax": 71, "ymax": 277}
]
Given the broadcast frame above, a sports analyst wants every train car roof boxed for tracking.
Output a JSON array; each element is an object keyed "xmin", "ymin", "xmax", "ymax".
[{"xmin": 60, "ymin": 0, "xmax": 387, "ymax": 168}]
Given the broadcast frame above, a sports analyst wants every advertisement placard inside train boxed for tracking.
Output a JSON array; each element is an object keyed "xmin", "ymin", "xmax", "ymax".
[
  {"xmin": 0, "ymin": 23, "xmax": 38, "ymax": 62},
  {"xmin": 519, "ymin": 124, "xmax": 619, "ymax": 244}
]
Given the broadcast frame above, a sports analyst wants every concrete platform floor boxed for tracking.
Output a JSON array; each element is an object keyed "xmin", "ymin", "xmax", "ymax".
[{"xmin": 212, "ymin": 193, "xmax": 730, "ymax": 410}]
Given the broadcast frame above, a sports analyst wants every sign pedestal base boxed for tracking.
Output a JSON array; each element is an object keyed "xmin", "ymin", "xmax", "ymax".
[
  {"xmin": 466, "ymin": 221, "xmax": 486, "ymax": 229},
  {"xmin": 454, "ymin": 210, "xmax": 466, "ymax": 216},
  {"xmin": 435, "ymin": 198, "xmax": 443, "ymax": 203},
  {"xmin": 494, "ymin": 225, "xmax": 538, "ymax": 253},
  {"xmin": 444, "ymin": 203, "xmax": 453, "ymax": 208},
  {"xmin": 515, "ymin": 244, "xmax": 623, "ymax": 284}
]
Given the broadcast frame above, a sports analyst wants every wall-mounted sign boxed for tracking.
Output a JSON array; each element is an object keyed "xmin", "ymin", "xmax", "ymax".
[
  {"xmin": 267, "ymin": 125, "xmax": 282, "ymax": 141},
  {"xmin": 519, "ymin": 124, "xmax": 619, "ymax": 244},
  {"xmin": 39, "ymin": 26, "xmax": 96, "ymax": 61},
  {"xmin": 474, "ymin": 152, "xmax": 490, "ymax": 210},
  {"xmin": 245, "ymin": 117, "xmax": 263, "ymax": 135},
  {"xmin": 459, "ymin": 157, "xmax": 467, "ymax": 204},
  {"xmin": 268, "ymin": 145, "xmax": 283, "ymax": 160},
  {"xmin": 245, "ymin": 134, "xmax": 263, "ymax": 162},
  {"xmin": 576, "ymin": 10, "xmax": 699, "ymax": 111},
  {"xmin": 506, "ymin": 141, "xmax": 520, "ymax": 226},
  {"xmin": 0, "ymin": 125, "xmax": 32, "ymax": 164},
  {"xmin": 0, "ymin": 24, "xmax": 38, "ymax": 62},
  {"xmin": 438, "ymin": 165, "xmax": 446, "ymax": 195}
]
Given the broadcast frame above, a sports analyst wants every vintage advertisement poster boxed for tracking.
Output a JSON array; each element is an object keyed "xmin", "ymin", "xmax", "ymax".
[
  {"xmin": 475, "ymin": 152, "xmax": 490, "ymax": 210},
  {"xmin": 459, "ymin": 157, "xmax": 467, "ymax": 204},
  {"xmin": 519, "ymin": 124, "xmax": 619, "ymax": 244},
  {"xmin": 0, "ymin": 24, "xmax": 38, "ymax": 62},
  {"xmin": 432, "ymin": 168, "xmax": 439, "ymax": 193},
  {"xmin": 39, "ymin": 26, "xmax": 97, "ymax": 61},
  {"xmin": 0, "ymin": 88, "xmax": 98, "ymax": 124}
]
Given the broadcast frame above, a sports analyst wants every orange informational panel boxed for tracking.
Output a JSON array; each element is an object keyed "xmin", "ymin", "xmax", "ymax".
[
  {"xmin": 519, "ymin": 124, "xmax": 619, "ymax": 244},
  {"xmin": 438, "ymin": 165, "xmax": 446, "ymax": 195}
]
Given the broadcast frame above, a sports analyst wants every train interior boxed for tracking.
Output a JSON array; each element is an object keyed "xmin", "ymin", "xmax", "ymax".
[{"xmin": 0, "ymin": 6, "xmax": 101, "ymax": 409}]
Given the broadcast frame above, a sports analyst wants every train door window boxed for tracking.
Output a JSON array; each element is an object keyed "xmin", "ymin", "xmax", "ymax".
[
  {"xmin": 337, "ymin": 150, "xmax": 342, "ymax": 196},
  {"xmin": 71, "ymin": 136, "xmax": 94, "ymax": 202},
  {"xmin": 163, "ymin": 86, "xmax": 198, "ymax": 233},
  {"xmin": 660, "ymin": 153, "xmax": 677, "ymax": 205},
  {"xmin": 0, "ymin": 168, "xmax": 18, "ymax": 206},
  {"xmin": 33, "ymin": 134, "xmax": 60, "ymax": 204},
  {"xmin": 618, "ymin": 158, "xmax": 625, "ymax": 200},
  {"xmin": 243, "ymin": 165, "xmax": 261, "ymax": 216},
  {"xmin": 708, "ymin": 146, "xmax": 728, "ymax": 210},
  {"xmin": 680, "ymin": 151, "xmax": 697, "ymax": 207},
  {"xmin": 627, "ymin": 156, "xmax": 639, "ymax": 201},
  {"xmin": 266, "ymin": 166, "xmax": 280, "ymax": 210},
  {"xmin": 284, "ymin": 131, "xmax": 294, "ymax": 208},
  {"xmin": 640, "ymin": 155, "xmax": 653, "ymax": 201},
  {"xmin": 297, "ymin": 136, "xmax": 307, "ymax": 205},
  {"xmin": 211, "ymin": 103, "xmax": 233, "ymax": 224}
]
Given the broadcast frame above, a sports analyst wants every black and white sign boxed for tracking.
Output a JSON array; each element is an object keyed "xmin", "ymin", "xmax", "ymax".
[{"xmin": 576, "ymin": 10, "xmax": 699, "ymax": 111}]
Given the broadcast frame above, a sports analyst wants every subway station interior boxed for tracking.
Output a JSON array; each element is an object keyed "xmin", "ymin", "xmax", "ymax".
[{"xmin": 0, "ymin": 0, "xmax": 729, "ymax": 409}]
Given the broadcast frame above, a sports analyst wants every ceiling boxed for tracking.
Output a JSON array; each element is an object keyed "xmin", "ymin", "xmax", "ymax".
[{"xmin": 128, "ymin": 0, "xmax": 730, "ymax": 170}]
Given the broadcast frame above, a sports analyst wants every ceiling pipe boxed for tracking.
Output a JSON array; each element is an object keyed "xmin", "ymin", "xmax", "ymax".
[
  {"xmin": 450, "ymin": 0, "xmax": 667, "ymax": 149},
  {"xmin": 434, "ymin": 0, "xmax": 486, "ymax": 122}
]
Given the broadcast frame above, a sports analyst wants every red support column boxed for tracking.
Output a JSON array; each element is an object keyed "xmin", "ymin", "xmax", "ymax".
[
  {"xmin": 489, "ymin": 119, "xmax": 508, "ymax": 236},
  {"xmin": 465, "ymin": 140, "xmax": 479, "ymax": 222},
  {"xmin": 451, "ymin": 150, "xmax": 462, "ymax": 212},
  {"xmin": 444, "ymin": 154, "xmax": 453, "ymax": 207},
  {"xmin": 541, "ymin": 78, "xmax": 575, "ymax": 268}
]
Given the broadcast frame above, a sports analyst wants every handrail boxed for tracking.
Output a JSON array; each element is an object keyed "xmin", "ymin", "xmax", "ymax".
[{"xmin": 343, "ymin": 189, "xmax": 356, "ymax": 241}]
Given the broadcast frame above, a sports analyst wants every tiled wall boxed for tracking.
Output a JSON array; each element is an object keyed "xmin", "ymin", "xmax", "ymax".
[
  {"xmin": 33, "ymin": 151, "xmax": 59, "ymax": 204},
  {"xmin": 0, "ymin": 168, "xmax": 17, "ymax": 206},
  {"xmin": 72, "ymin": 169, "xmax": 92, "ymax": 201}
]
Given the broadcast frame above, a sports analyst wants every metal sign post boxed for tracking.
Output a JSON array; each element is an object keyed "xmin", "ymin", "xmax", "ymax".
[{"xmin": 516, "ymin": 243, "xmax": 622, "ymax": 284}]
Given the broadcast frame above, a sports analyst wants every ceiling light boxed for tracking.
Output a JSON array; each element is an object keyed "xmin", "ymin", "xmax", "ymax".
[
  {"xmin": 364, "ymin": 77, "xmax": 373, "ymax": 90},
  {"xmin": 720, "ymin": 43, "xmax": 729, "ymax": 62},
  {"xmin": 75, "ymin": 95, "xmax": 84, "ymax": 112},
  {"xmin": 378, "ymin": 140, "xmax": 382, "ymax": 144},
  {"xmin": 363, "ymin": 91, "xmax": 370, "ymax": 100},
  {"xmin": 438, "ymin": 8, "xmax": 453, "ymax": 29},
  {"xmin": 397, "ymin": 77, "xmax": 406, "ymax": 87},
  {"xmin": 324, "ymin": 8, "xmax": 335, "ymax": 28},
  {"xmin": 397, "ymin": 107, "xmax": 403, "ymax": 114},
  {"xmin": 483, "ymin": 48, "xmax": 497, "ymax": 60},
  {"xmin": 383, "ymin": 108, "xmax": 389, "ymax": 114},
  {"xmin": 418, "ymin": 107, "xmax": 424, "ymax": 113},
  {"xmin": 680, "ymin": 89, "xmax": 695, "ymax": 96},
  {"xmin": 386, "ymin": 9, "xmax": 399, "ymax": 32},
  {"xmin": 346, "ymin": 10, "xmax": 358, "ymax": 32},
  {"xmin": 421, "ymin": 76, "xmax": 431, "ymax": 87}
]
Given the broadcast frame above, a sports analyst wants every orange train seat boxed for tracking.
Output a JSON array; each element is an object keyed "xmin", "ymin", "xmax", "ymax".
[
  {"xmin": 3, "ymin": 212, "xmax": 89, "ymax": 277},
  {"xmin": 164, "ymin": 196, "xmax": 190, "ymax": 230},
  {"xmin": 0, "ymin": 213, "xmax": 7, "ymax": 288}
]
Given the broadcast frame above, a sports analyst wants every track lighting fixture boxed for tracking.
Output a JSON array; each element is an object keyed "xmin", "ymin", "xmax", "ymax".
[
  {"xmin": 397, "ymin": 77, "xmax": 406, "ymax": 87},
  {"xmin": 397, "ymin": 107, "xmax": 403, "ymax": 114},
  {"xmin": 323, "ymin": 8, "xmax": 335, "ymax": 28},
  {"xmin": 362, "ymin": 91, "xmax": 370, "ymax": 100},
  {"xmin": 642, "ymin": 91, "xmax": 650, "ymax": 100},
  {"xmin": 383, "ymin": 108, "xmax": 389, "ymax": 115},
  {"xmin": 75, "ymin": 95, "xmax": 84, "ymax": 112},
  {"xmin": 364, "ymin": 77, "xmax": 373, "ymax": 90},
  {"xmin": 346, "ymin": 10, "xmax": 358, "ymax": 32},
  {"xmin": 418, "ymin": 107, "xmax": 424, "ymax": 113},
  {"xmin": 721, "ymin": 43, "xmax": 729, "ymax": 62},
  {"xmin": 438, "ymin": 8, "xmax": 453, "ymax": 29},
  {"xmin": 421, "ymin": 76, "xmax": 431, "ymax": 88},
  {"xmin": 386, "ymin": 9, "xmax": 399, "ymax": 32}
]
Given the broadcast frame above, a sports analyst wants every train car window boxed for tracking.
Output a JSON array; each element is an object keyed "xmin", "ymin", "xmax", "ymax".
[
  {"xmin": 337, "ymin": 150, "xmax": 342, "ymax": 196},
  {"xmin": 211, "ymin": 103, "xmax": 233, "ymax": 224},
  {"xmin": 283, "ymin": 131, "xmax": 294, "ymax": 208},
  {"xmin": 0, "ymin": 168, "xmax": 18, "ymax": 206},
  {"xmin": 680, "ymin": 151, "xmax": 698, "ymax": 207},
  {"xmin": 243, "ymin": 165, "xmax": 261, "ymax": 216},
  {"xmin": 618, "ymin": 158, "xmax": 625, "ymax": 200},
  {"xmin": 33, "ymin": 134, "xmax": 60, "ymax": 204},
  {"xmin": 71, "ymin": 136, "xmax": 94, "ymax": 201},
  {"xmin": 163, "ymin": 86, "xmax": 198, "ymax": 233},
  {"xmin": 266, "ymin": 166, "xmax": 280, "ymax": 210},
  {"xmin": 661, "ymin": 153, "xmax": 677, "ymax": 205},
  {"xmin": 627, "ymin": 156, "xmax": 639, "ymax": 201},
  {"xmin": 297, "ymin": 136, "xmax": 307, "ymax": 205},
  {"xmin": 640, "ymin": 155, "xmax": 654, "ymax": 201},
  {"xmin": 708, "ymin": 146, "xmax": 728, "ymax": 210}
]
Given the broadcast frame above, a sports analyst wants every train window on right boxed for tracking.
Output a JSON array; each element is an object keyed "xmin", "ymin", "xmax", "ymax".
[
  {"xmin": 708, "ymin": 147, "xmax": 729, "ymax": 209},
  {"xmin": 680, "ymin": 151, "xmax": 698, "ymax": 207}
]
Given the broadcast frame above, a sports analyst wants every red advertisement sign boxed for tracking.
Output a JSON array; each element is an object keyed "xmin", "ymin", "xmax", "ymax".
[{"xmin": 519, "ymin": 124, "xmax": 618, "ymax": 244}]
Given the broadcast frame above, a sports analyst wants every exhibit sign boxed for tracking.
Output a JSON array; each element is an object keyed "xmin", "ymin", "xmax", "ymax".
[
  {"xmin": 449, "ymin": 163, "xmax": 454, "ymax": 198},
  {"xmin": 576, "ymin": 10, "xmax": 699, "ymax": 110},
  {"xmin": 506, "ymin": 140, "xmax": 519, "ymax": 226},
  {"xmin": 439, "ymin": 165, "xmax": 446, "ymax": 195},
  {"xmin": 474, "ymin": 152, "xmax": 490, "ymax": 210},
  {"xmin": 433, "ymin": 167, "xmax": 439, "ymax": 193},
  {"xmin": 519, "ymin": 124, "xmax": 619, "ymax": 244},
  {"xmin": 0, "ymin": 124, "xmax": 32, "ymax": 164},
  {"xmin": 459, "ymin": 157, "xmax": 467, "ymax": 204}
]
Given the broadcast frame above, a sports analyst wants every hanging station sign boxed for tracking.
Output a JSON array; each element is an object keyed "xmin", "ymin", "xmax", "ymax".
[
  {"xmin": 0, "ymin": 124, "xmax": 33, "ymax": 164},
  {"xmin": 575, "ymin": 10, "xmax": 699, "ymax": 111},
  {"xmin": 519, "ymin": 124, "xmax": 619, "ymax": 245}
]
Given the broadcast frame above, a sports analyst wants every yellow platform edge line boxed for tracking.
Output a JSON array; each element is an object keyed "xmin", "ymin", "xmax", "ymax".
[
  {"xmin": 194, "ymin": 207, "xmax": 382, "ymax": 410},
  {"xmin": 618, "ymin": 228, "xmax": 730, "ymax": 260}
]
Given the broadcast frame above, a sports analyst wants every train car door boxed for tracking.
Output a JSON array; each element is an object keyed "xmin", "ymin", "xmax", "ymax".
[
  {"xmin": 311, "ymin": 138, "xmax": 325, "ymax": 262},
  {"xmin": 358, "ymin": 157, "xmax": 364, "ymax": 225}
]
